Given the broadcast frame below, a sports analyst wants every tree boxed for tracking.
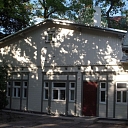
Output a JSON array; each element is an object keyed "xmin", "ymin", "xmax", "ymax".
[
  {"xmin": 0, "ymin": 62, "xmax": 9, "ymax": 110},
  {"xmin": 95, "ymin": 0, "xmax": 127, "ymax": 27},
  {"xmin": 30, "ymin": 0, "xmax": 94, "ymax": 22},
  {"xmin": 0, "ymin": 0, "xmax": 31, "ymax": 38}
]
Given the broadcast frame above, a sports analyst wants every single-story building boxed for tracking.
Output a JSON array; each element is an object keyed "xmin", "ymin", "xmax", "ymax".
[{"xmin": 0, "ymin": 19, "xmax": 128, "ymax": 119}]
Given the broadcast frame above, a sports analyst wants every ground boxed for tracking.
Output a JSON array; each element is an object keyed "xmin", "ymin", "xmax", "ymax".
[{"xmin": 0, "ymin": 111, "xmax": 128, "ymax": 128}]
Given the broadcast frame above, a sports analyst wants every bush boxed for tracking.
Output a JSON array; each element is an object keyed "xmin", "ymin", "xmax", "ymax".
[{"xmin": 0, "ymin": 64, "xmax": 8, "ymax": 110}]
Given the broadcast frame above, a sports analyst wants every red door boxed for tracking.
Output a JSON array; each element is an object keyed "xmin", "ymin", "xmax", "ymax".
[{"xmin": 82, "ymin": 82, "xmax": 97, "ymax": 116}]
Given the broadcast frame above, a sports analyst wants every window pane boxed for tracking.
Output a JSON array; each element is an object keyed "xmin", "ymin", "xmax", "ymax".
[
  {"xmin": 14, "ymin": 82, "xmax": 21, "ymax": 86},
  {"xmin": 8, "ymin": 88, "xmax": 10, "ymax": 96},
  {"xmin": 24, "ymin": 88, "xmax": 27, "ymax": 98},
  {"xmin": 117, "ymin": 91, "xmax": 121, "ymax": 102},
  {"xmin": 18, "ymin": 88, "xmax": 20, "ymax": 97},
  {"xmin": 101, "ymin": 91, "xmax": 105, "ymax": 102},
  {"xmin": 53, "ymin": 90, "xmax": 58, "ymax": 99},
  {"xmin": 71, "ymin": 83, "xmax": 75, "ymax": 88},
  {"xmin": 48, "ymin": 34, "xmax": 52, "ymax": 41},
  {"xmin": 101, "ymin": 83, "xmax": 106, "ymax": 88},
  {"xmin": 8, "ymin": 82, "xmax": 11, "ymax": 86},
  {"xmin": 60, "ymin": 90, "xmax": 65, "ymax": 100},
  {"xmin": 54, "ymin": 83, "xmax": 65, "ymax": 88},
  {"xmin": 45, "ymin": 82, "xmax": 49, "ymax": 87},
  {"xmin": 24, "ymin": 82, "xmax": 27, "ymax": 87},
  {"xmin": 117, "ymin": 83, "xmax": 126, "ymax": 88},
  {"xmin": 14, "ymin": 88, "xmax": 16, "ymax": 97},
  {"xmin": 70, "ymin": 90, "xmax": 75, "ymax": 101},
  {"xmin": 123, "ymin": 91, "xmax": 127, "ymax": 102},
  {"xmin": 45, "ymin": 89, "xmax": 48, "ymax": 99}
]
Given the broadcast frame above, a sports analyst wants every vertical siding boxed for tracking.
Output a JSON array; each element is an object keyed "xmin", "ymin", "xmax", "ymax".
[
  {"xmin": 51, "ymin": 101, "xmax": 66, "ymax": 115},
  {"xmin": 22, "ymin": 99, "xmax": 27, "ymax": 111},
  {"xmin": 68, "ymin": 103, "xmax": 75, "ymax": 115},
  {"xmin": 107, "ymin": 82, "xmax": 114, "ymax": 118},
  {"xmin": 28, "ymin": 68, "xmax": 42, "ymax": 112},
  {"xmin": 76, "ymin": 71, "xmax": 81, "ymax": 116},
  {"xmin": 11, "ymin": 99, "xmax": 20, "ymax": 110},
  {"xmin": 99, "ymin": 104, "xmax": 106, "ymax": 117},
  {"xmin": 43, "ymin": 101, "xmax": 48, "ymax": 113},
  {"xmin": 115, "ymin": 105, "xmax": 127, "ymax": 119}
]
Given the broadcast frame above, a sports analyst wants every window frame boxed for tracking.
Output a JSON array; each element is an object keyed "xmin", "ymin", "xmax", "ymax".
[
  {"xmin": 69, "ymin": 82, "xmax": 75, "ymax": 102},
  {"xmin": 100, "ymin": 82, "xmax": 106, "ymax": 103},
  {"xmin": 13, "ymin": 81, "xmax": 21, "ymax": 98},
  {"xmin": 44, "ymin": 82, "xmax": 49, "ymax": 100},
  {"xmin": 52, "ymin": 82, "xmax": 66, "ymax": 101},
  {"xmin": 45, "ymin": 32, "xmax": 55, "ymax": 43},
  {"xmin": 116, "ymin": 82, "xmax": 127, "ymax": 104},
  {"xmin": 23, "ymin": 81, "xmax": 28, "ymax": 98}
]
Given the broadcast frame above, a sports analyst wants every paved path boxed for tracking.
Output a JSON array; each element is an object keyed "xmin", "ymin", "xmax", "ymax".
[{"xmin": 0, "ymin": 112, "xmax": 128, "ymax": 128}]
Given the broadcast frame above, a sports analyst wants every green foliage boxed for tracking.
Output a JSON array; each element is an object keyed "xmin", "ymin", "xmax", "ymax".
[
  {"xmin": 0, "ymin": 62, "xmax": 9, "ymax": 110},
  {"xmin": 95, "ymin": 0, "xmax": 127, "ymax": 27},
  {"xmin": 30, "ymin": 0, "xmax": 94, "ymax": 22},
  {"xmin": 0, "ymin": 0, "xmax": 31, "ymax": 37}
]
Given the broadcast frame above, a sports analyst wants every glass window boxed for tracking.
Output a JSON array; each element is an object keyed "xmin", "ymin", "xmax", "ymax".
[
  {"xmin": 101, "ymin": 83, "xmax": 106, "ymax": 88},
  {"xmin": 117, "ymin": 91, "xmax": 121, "ymax": 102},
  {"xmin": 123, "ymin": 91, "xmax": 127, "ymax": 102},
  {"xmin": 69, "ymin": 82, "xmax": 75, "ymax": 101},
  {"xmin": 13, "ymin": 81, "xmax": 21, "ymax": 98},
  {"xmin": 24, "ymin": 88, "xmax": 27, "ymax": 98},
  {"xmin": 60, "ymin": 90, "xmax": 65, "ymax": 100},
  {"xmin": 53, "ymin": 90, "xmax": 58, "ymax": 99},
  {"xmin": 52, "ymin": 82, "xmax": 66, "ymax": 101},
  {"xmin": 8, "ymin": 87, "xmax": 11, "ymax": 96},
  {"xmin": 48, "ymin": 34, "xmax": 52, "ymax": 41},
  {"xmin": 23, "ymin": 81, "xmax": 28, "ymax": 98},
  {"xmin": 70, "ymin": 90, "xmax": 75, "ymax": 101},
  {"xmin": 101, "ymin": 91, "xmax": 105, "ymax": 102},
  {"xmin": 44, "ymin": 82, "xmax": 49, "ymax": 100},
  {"xmin": 116, "ymin": 83, "xmax": 127, "ymax": 103},
  {"xmin": 117, "ymin": 83, "xmax": 126, "ymax": 88},
  {"xmin": 100, "ymin": 82, "xmax": 106, "ymax": 103},
  {"xmin": 53, "ymin": 83, "xmax": 65, "ymax": 88}
]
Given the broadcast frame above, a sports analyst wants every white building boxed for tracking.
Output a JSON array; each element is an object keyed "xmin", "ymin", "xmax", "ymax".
[{"xmin": 0, "ymin": 19, "xmax": 127, "ymax": 119}]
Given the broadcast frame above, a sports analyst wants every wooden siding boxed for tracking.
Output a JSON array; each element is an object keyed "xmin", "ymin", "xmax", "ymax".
[
  {"xmin": 51, "ymin": 101, "xmax": 66, "ymax": 115},
  {"xmin": 107, "ymin": 82, "xmax": 114, "ymax": 118}
]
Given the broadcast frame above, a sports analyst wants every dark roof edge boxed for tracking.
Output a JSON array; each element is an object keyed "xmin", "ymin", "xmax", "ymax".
[{"xmin": 0, "ymin": 19, "xmax": 127, "ymax": 43}]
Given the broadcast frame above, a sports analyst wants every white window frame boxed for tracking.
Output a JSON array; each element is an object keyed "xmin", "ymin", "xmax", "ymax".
[
  {"xmin": 52, "ymin": 82, "xmax": 66, "ymax": 101},
  {"xmin": 116, "ymin": 82, "xmax": 127, "ymax": 104},
  {"xmin": 100, "ymin": 82, "xmax": 106, "ymax": 103},
  {"xmin": 13, "ymin": 81, "xmax": 21, "ymax": 98},
  {"xmin": 69, "ymin": 82, "xmax": 75, "ymax": 102},
  {"xmin": 23, "ymin": 81, "xmax": 28, "ymax": 98},
  {"xmin": 44, "ymin": 82, "xmax": 49, "ymax": 100}
]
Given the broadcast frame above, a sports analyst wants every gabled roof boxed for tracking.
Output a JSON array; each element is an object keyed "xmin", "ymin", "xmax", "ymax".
[{"xmin": 0, "ymin": 19, "xmax": 127, "ymax": 44}]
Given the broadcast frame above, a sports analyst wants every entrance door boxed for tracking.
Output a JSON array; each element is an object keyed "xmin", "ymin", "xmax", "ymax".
[{"xmin": 82, "ymin": 82, "xmax": 97, "ymax": 116}]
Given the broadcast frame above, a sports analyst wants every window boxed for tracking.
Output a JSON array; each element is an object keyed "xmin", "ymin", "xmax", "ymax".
[
  {"xmin": 45, "ymin": 33, "xmax": 54, "ymax": 43},
  {"xmin": 100, "ymin": 82, "xmax": 106, "ymax": 103},
  {"xmin": 13, "ymin": 81, "xmax": 21, "ymax": 98},
  {"xmin": 116, "ymin": 83, "xmax": 127, "ymax": 103},
  {"xmin": 44, "ymin": 82, "xmax": 49, "ymax": 100},
  {"xmin": 23, "ymin": 81, "xmax": 28, "ymax": 98},
  {"xmin": 52, "ymin": 83, "xmax": 66, "ymax": 101},
  {"xmin": 7, "ymin": 81, "xmax": 11, "ymax": 97},
  {"xmin": 69, "ymin": 82, "xmax": 75, "ymax": 101}
]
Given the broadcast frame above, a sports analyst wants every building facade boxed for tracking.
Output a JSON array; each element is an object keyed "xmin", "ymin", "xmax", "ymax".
[{"xmin": 0, "ymin": 19, "xmax": 127, "ymax": 119}]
